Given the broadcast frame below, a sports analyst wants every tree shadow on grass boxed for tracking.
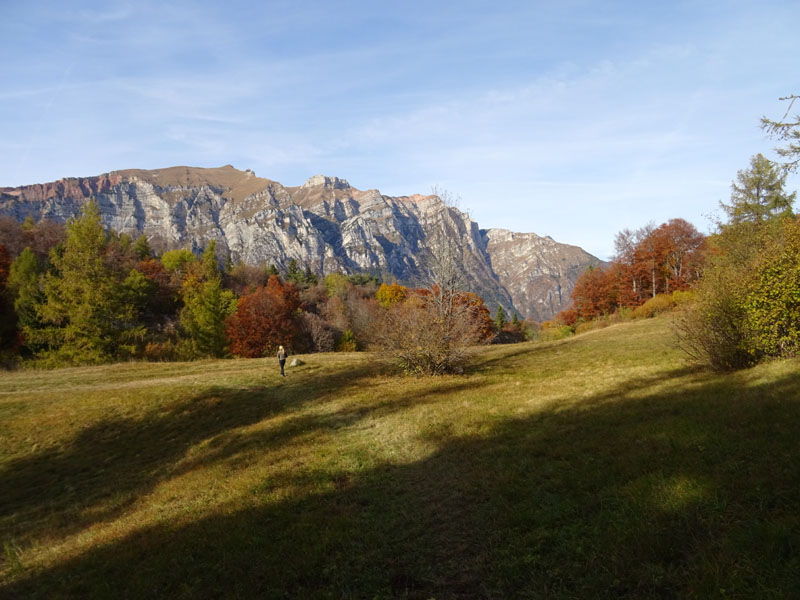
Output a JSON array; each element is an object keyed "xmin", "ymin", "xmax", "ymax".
[
  {"xmin": 4, "ymin": 364, "xmax": 800, "ymax": 599},
  {"xmin": 0, "ymin": 360, "xmax": 404, "ymax": 546}
]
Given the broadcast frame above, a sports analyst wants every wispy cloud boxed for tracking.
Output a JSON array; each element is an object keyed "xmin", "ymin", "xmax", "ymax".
[{"xmin": 2, "ymin": 0, "xmax": 799, "ymax": 259}]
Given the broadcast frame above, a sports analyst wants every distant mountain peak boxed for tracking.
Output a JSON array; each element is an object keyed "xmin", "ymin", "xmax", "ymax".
[
  {"xmin": 302, "ymin": 175, "xmax": 350, "ymax": 190},
  {"xmin": 0, "ymin": 166, "xmax": 601, "ymax": 320}
]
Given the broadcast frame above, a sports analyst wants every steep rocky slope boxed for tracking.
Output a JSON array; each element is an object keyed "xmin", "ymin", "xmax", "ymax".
[{"xmin": 0, "ymin": 165, "xmax": 601, "ymax": 320}]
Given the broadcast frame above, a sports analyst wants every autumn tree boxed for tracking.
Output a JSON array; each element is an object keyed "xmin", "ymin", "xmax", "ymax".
[
  {"xmin": 613, "ymin": 226, "xmax": 649, "ymax": 306},
  {"xmin": 325, "ymin": 272, "xmax": 351, "ymax": 299},
  {"xmin": 571, "ymin": 265, "xmax": 615, "ymax": 319},
  {"xmin": 375, "ymin": 282, "xmax": 408, "ymax": 308},
  {"xmin": 226, "ymin": 275, "xmax": 300, "ymax": 357},
  {"xmin": 0, "ymin": 216, "xmax": 66, "ymax": 263},
  {"xmin": 652, "ymin": 219, "xmax": 706, "ymax": 291},
  {"xmin": 372, "ymin": 287, "xmax": 492, "ymax": 374},
  {"xmin": 224, "ymin": 262, "xmax": 271, "ymax": 296},
  {"xmin": 321, "ymin": 283, "xmax": 379, "ymax": 351},
  {"xmin": 570, "ymin": 218, "xmax": 705, "ymax": 324},
  {"xmin": 296, "ymin": 311, "xmax": 335, "ymax": 353},
  {"xmin": 161, "ymin": 249, "xmax": 197, "ymax": 278},
  {"xmin": 135, "ymin": 258, "xmax": 180, "ymax": 325}
]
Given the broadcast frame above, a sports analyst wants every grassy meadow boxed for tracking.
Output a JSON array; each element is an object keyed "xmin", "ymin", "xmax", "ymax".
[{"xmin": 1, "ymin": 317, "xmax": 799, "ymax": 599}]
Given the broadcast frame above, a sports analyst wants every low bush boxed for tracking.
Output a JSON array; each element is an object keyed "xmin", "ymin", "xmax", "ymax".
[
  {"xmin": 143, "ymin": 341, "xmax": 178, "ymax": 362},
  {"xmin": 539, "ymin": 324, "xmax": 574, "ymax": 342},
  {"xmin": 574, "ymin": 319, "xmax": 611, "ymax": 335},
  {"xmin": 632, "ymin": 294, "xmax": 675, "ymax": 319},
  {"xmin": 336, "ymin": 329, "xmax": 357, "ymax": 352}
]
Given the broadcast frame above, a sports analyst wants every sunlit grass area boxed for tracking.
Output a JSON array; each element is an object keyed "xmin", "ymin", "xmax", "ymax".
[{"xmin": 2, "ymin": 318, "xmax": 799, "ymax": 598}]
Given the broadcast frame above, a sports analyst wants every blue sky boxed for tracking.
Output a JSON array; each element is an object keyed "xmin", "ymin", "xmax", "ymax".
[{"xmin": 1, "ymin": 0, "xmax": 798, "ymax": 259}]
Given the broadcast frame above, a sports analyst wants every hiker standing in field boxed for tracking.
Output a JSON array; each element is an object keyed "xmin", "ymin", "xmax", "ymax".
[{"xmin": 277, "ymin": 345, "xmax": 287, "ymax": 377}]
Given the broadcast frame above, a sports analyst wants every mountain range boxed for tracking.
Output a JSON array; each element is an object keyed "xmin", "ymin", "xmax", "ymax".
[{"xmin": 0, "ymin": 165, "xmax": 601, "ymax": 321}]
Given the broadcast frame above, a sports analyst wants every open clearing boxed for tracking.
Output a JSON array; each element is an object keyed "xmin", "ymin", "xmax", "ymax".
[{"xmin": 1, "ymin": 317, "xmax": 799, "ymax": 598}]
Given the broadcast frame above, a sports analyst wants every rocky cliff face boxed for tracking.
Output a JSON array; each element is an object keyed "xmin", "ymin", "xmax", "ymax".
[{"xmin": 0, "ymin": 165, "xmax": 600, "ymax": 320}]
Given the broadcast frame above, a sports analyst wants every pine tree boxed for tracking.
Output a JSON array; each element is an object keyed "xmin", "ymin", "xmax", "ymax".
[
  {"xmin": 761, "ymin": 94, "xmax": 800, "ymax": 173},
  {"xmin": 287, "ymin": 258, "xmax": 304, "ymax": 285},
  {"xmin": 0, "ymin": 243, "xmax": 18, "ymax": 354},
  {"xmin": 303, "ymin": 265, "xmax": 318, "ymax": 286},
  {"xmin": 495, "ymin": 305, "xmax": 507, "ymax": 330},
  {"xmin": 134, "ymin": 234, "xmax": 152, "ymax": 260},
  {"xmin": 38, "ymin": 201, "xmax": 145, "ymax": 364},
  {"xmin": 179, "ymin": 240, "xmax": 236, "ymax": 358},
  {"xmin": 720, "ymin": 153, "xmax": 796, "ymax": 225},
  {"xmin": 8, "ymin": 247, "xmax": 43, "ymax": 330}
]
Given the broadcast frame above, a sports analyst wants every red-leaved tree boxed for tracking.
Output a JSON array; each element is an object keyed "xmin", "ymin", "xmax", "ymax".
[
  {"xmin": 568, "ymin": 218, "xmax": 706, "ymax": 321},
  {"xmin": 226, "ymin": 275, "xmax": 300, "ymax": 358}
]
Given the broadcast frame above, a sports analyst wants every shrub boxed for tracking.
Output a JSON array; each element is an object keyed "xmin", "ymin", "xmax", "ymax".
[
  {"xmin": 631, "ymin": 294, "xmax": 675, "ymax": 319},
  {"xmin": 674, "ymin": 235, "xmax": 759, "ymax": 371},
  {"xmin": 671, "ymin": 290, "xmax": 695, "ymax": 307},
  {"xmin": 371, "ymin": 288, "xmax": 492, "ymax": 375},
  {"xmin": 539, "ymin": 324, "xmax": 574, "ymax": 342},
  {"xmin": 743, "ymin": 218, "xmax": 800, "ymax": 358},
  {"xmin": 143, "ymin": 341, "xmax": 178, "ymax": 362},
  {"xmin": 674, "ymin": 218, "xmax": 800, "ymax": 370},
  {"xmin": 336, "ymin": 329, "xmax": 357, "ymax": 352},
  {"xmin": 297, "ymin": 312, "xmax": 335, "ymax": 353},
  {"xmin": 574, "ymin": 319, "xmax": 612, "ymax": 336}
]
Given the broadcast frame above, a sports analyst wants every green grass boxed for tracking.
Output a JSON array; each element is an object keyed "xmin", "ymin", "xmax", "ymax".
[{"xmin": 1, "ymin": 318, "xmax": 799, "ymax": 599}]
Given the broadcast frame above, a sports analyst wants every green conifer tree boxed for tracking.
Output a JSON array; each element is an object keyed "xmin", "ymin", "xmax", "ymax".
[
  {"xmin": 179, "ymin": 240, "xmax": 237, "ymax": 358},
  {"xmin": 38, "ymin": 201, "xmax": 145, "ymax": 364},
  {"xmin": 720, "ymin": 153, "xmax": 796, "ymax": 225},
  {"xmin": 495, "ymin": 305, "xmax": 507, "ymax": 330},
  {"xmin": 134, "ymin": 234, "xmax": 152, "ymax": 260},
  {"xmin": 8, "ymin": 247, "xmax": 44, "ymax": 330}
]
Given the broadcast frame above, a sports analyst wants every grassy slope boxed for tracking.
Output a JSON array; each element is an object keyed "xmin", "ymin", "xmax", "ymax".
[{"xmin": 1, "ymin": 318, "xmax": 799, "ymax": 599}]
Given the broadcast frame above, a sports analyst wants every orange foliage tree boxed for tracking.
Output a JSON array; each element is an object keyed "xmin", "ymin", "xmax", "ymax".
[
  {"xmin": 375, "ymin": 282, "xmax": 408, "ymax": 308},
  {"xmin": 569, "ymin": 218, "xmax": 705, "ymax": 321},
  {"xmin": 226, "ymin": 275, "xmax": 300, "ymax": 358},
  {"xmin": 571, "ymin": 265, "xmax": 616, "ymax": 320}
]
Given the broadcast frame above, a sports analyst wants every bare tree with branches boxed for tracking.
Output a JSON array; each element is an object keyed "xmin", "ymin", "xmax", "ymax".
[
  {"xmin": 761, "ymin": 94, "xmax": 800, "ymax": 173},
  {"xmin": 370, "ymin": 187, "xmax": 492, "ymax": 374}
]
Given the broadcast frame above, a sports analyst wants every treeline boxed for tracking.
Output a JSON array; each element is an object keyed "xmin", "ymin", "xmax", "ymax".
[
  {"xmin": 560, "ymin": 217, "xmax": 705, "ymax": 325},
  {"xmin": 557, "ymin": 145, "xmax": 800, "ymax": 371},
  {"xmin": 0, "ymin": 203, "xmax": 528, "ymax": 370},
  {"xmin": 678, "ymin": 152, "xmax": 800, "ymax": 369}
]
